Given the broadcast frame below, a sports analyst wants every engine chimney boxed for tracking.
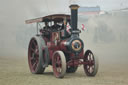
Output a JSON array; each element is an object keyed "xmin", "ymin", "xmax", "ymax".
[{"xmin": 69, "ymin": 4, "xmax": 80, "ymax": 34}]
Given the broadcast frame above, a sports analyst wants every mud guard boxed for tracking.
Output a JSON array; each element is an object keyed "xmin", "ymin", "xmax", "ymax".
[
  {"xmin": 43, "ymin": 46, "xmax": 50, "ymax": 68},
  {"xmin": 34, "ymin": 35, "xmax": 50, "ymax": 68}
]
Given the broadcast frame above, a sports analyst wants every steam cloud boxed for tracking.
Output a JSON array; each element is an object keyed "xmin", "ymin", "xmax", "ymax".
[{"xmin": 0, "ymin": 0, "xmax": 128, "ymax": 66}]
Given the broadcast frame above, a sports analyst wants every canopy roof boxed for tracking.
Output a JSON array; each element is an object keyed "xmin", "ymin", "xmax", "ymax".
[{"xmin": 25, "ymin": 14, "xmax": 70, "ymax": 24}]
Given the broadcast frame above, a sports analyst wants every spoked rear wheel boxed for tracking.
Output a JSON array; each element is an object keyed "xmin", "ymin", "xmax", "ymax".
[
  {"xmin": 28, "ymin": 37, "xmax": 45, "ymax": 74},
  {"xmin": 83, "ymin": 50, "xmax": 98, "ymax": 76},
  {"xmin": 52, "ymin": 51, "xmax": 66, "ymax": 78}
]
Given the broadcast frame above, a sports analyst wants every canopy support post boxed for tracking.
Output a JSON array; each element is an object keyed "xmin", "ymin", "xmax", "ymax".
[{"xmin": 36, "ymin": 22, "xmax": 39, "ymax": 35}]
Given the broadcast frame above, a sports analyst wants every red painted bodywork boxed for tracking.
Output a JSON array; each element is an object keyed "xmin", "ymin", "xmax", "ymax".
[{"xmin": 41, "ymin": 31, "xmax": 85, "ymax": 67}]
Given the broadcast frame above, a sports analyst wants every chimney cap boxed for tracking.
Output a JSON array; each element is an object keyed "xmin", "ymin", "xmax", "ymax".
[{"xmin": 69, "ymin": 4, "xmax": 80, "ymax": 10}]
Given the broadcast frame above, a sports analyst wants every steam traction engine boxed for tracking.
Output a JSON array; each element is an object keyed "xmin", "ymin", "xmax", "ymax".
[{"xmin": 25, "ymin": 5, "xmax": 98, "ymax": 78}]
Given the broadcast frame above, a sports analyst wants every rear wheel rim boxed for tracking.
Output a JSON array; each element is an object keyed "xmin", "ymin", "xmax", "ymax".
[{"xmin": 28, "ymin": 38, "xmax": 39, "ymax": 72}]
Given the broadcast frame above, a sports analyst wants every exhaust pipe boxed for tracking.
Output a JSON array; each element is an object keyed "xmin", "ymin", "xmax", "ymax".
[{"xmin": 69, "ymin": 4, "xmax": 80, "ymax": 34}]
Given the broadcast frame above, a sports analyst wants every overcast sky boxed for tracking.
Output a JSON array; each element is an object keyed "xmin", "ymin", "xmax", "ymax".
[{"xmin": 71, "ymin": 0, "xmax": 128, "ymax": 10}]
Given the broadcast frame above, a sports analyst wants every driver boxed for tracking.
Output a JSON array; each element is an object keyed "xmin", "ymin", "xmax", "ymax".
[
  {"xmin": 51, "ymin": 21, "xmax": 61, "ymax": 30},
  {"xmin": 43, "ymin": 21, "xmax": 50, "ymax": 30}
]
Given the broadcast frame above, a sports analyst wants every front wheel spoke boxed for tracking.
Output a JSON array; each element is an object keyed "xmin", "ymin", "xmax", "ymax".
[
  {"xmin": 56, "ymin": 61, "xmax": 59, "ymax": 65},
  {"xmin": 57, "ymin": 68, "xmax": 59, "ymax": 72},
  {"xmin": 57, "ymin": 67, "xmax": 61, "ymax": 73},
  {"xmin": 57, "ymin": 56, "xmax": 60, "ymax": 62},
  {"xmin": 92, "ymin": 65, "xmax": 94, "ymax": 69},
  {"xmin": 87, "ymin": 59, "xmax": 94, "ymax": 65},
  {"xmin": 90, "ymin": 66, "xmax": 94, "ymax": 73},
  {"xmin": 91, "ymin": 54, "xmax": 93, "ymax": 60},
  {"xmin": 57, "ymin": 60, "xmax": 61, "ymax": 65},
  {"xmin": 58, "ymin": 63, "xmax": 61, "ymax": 68},
  {"xmin": 88, "ymin": 66, "xmax": 92, "ymax": 73},
  {"xmin": 56, "ymin": 56, "xmax": 60, "ymax": 64},
  {"xmin": 87, "ymin": 65, "xmax": 89, "ymax": 69},
  {"xmin": 89, "ymin": 53, "xmax": 91, "ymax": 60},
  {"xmin": 90, "ymin": 60, "xmax": 93, "ymax": 64},
  {"xmin": 92, "ymin": 61, "xmax": 94, "ymax": 65},
  {"xmin": 87, "ymin": 55, "xmax": 90, "ymax": 60},
  {"xmin": 89, "ymin": 67, "xmax": 91, "ymax": 73},
  {"xmin": 89, "ymin": 55, "xmax": 92, "ymax": 61},
  {"xmin": 87, "ymin": 65, "xmax": 90, "ymax": 70},
  {"xmin": 88, "ymin": 67, "xmax": 90, "ymax": 73}
]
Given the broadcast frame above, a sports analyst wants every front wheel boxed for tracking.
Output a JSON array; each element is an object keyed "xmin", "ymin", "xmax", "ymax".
[
  {"xmin": 83, "ymin": 50, "xmax": 98, "ymax": 76},
  {"xmin": 52, "ymin": 51, "xmax": 66, "ymax": 78}
]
